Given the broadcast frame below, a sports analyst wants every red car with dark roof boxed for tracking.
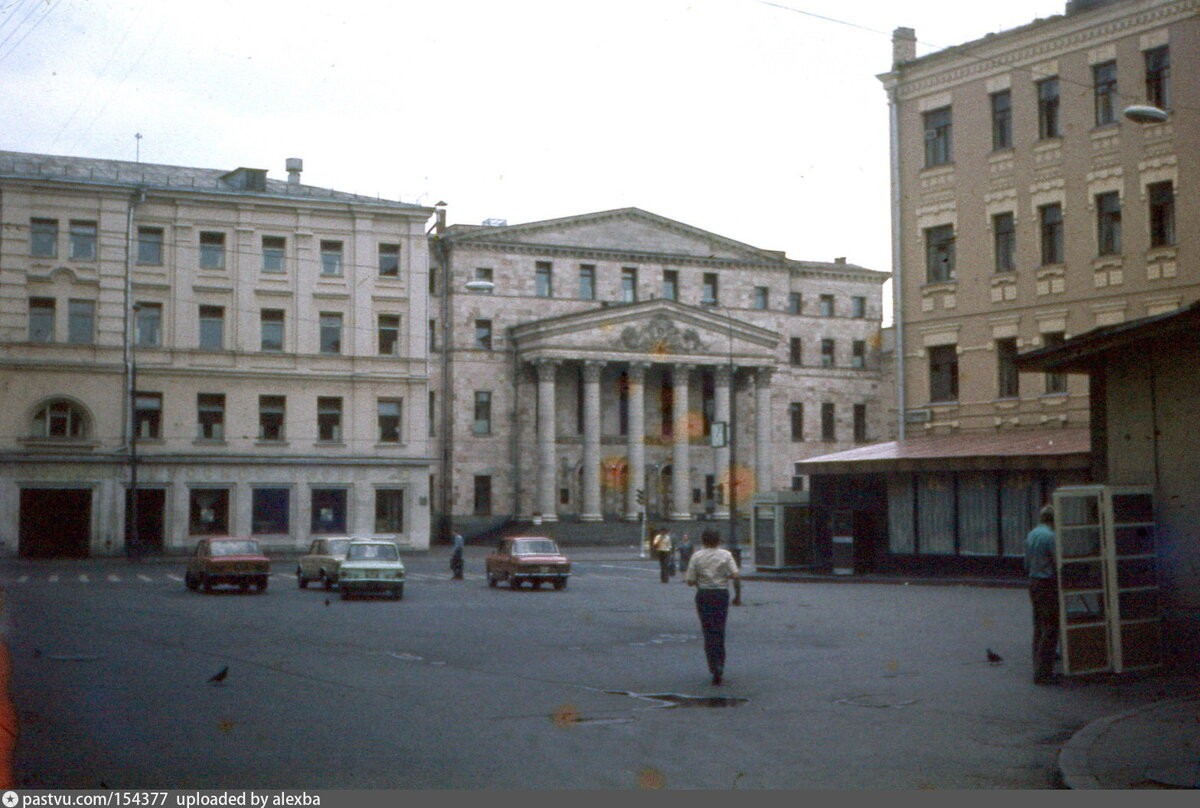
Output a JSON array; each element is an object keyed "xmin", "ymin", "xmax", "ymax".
[{"xmin": 185, "ymin": 537, "xmax": 270, "ymax": 593}]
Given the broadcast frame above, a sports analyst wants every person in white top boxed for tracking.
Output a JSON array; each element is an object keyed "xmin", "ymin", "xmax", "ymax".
[
  {"xmin": 684, "ymin": 529, "xmax": 741, "ymax": 685},
  {"xmin": 651, "ymin": 528, "xmax": 674, "ymax": 583}
]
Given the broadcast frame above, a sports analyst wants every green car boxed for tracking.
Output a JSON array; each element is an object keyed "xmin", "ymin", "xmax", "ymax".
[{"xmin": 338, "ymin": 541, "xmax": 406, "ymax": 600}]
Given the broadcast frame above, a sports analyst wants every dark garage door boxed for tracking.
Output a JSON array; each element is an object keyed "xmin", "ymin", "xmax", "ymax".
[{"xmin": 20, "ymin": 488, "xmax": 92, "ymax": 558}]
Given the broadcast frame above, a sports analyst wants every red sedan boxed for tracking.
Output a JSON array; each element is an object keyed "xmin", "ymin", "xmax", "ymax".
[
  {"xmin": 185, "ymin": 537, "xmax": 270, "ymax": 593},
  {"xmin": 486, "ymin": 537, "xmax": 571, "ymax": 590}
]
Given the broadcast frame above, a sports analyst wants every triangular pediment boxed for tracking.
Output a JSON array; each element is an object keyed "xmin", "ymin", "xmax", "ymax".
[
  {"xmin": 446, "ymin": 208, "xmax": 784, "ymax": 264},
  {"xmin": 510, "ymin": 299, "xmax": 780, "ymax": 366}
]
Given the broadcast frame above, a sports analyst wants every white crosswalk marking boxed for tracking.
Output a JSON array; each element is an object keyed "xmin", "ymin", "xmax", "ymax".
[
  {"xmin": 138, "ymin": 575, "xmax": 153, "ymax": 583},
  {"xmin": 48, "ymin": 575, "xmax": 58, "ymax": 583},
  {"xmin": 16, "ymin": 575, "xmax": 27, "ymax": 583},
  {"xmin": 78, "ymin": 574, "xmax": 89, "ymax": 583},
  {"xmin": 107, "ymin": 574, "xmax": 121, "ymax": 583},
  {"xmin": 167, "ymin": 574, "xmax": 182, "ymax": 582}
]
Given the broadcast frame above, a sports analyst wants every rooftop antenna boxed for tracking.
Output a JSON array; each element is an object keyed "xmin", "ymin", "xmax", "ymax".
[{"xmin": 135, "ymin": 132, "xmax": 143, "ymax": 163}]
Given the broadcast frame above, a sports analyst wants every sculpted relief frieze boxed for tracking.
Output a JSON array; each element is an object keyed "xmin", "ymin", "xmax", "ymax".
[{"xmin": 616, "ymin": 314, "xmax": 702, "ymax": 355}]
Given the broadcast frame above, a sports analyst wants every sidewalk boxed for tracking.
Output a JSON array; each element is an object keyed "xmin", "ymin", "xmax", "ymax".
[{"xmin": 1060, "ymin": 695, "xmax": 1200, "ymax": 789}]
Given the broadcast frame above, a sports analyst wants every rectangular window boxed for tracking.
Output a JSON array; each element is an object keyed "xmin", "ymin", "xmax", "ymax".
[
  {"xmin": 851, "ymin": 296, "xmax": 866, "ymax": 318},
  {"xmin": 791, "ymin": 463, "xmax": 806, "ymax": 493},
  {"xmin": 662, "ymin": 269, "xmax": 678, "ymax": 302},
  {"xmin": 1038, "ymin": 77, "xmax": 1060, "ymax": 139},
  {"xmin": 1096, "ymin": 191, "xmax": 1121, "ymax": 256},
  {"xmin": 198, "ymin": 305, "xmax": 224, "ymax": 350},
  {"xmin": 375, "ymin": 489, "xmax": 404, "ymax": 533},
  {"xmin": 789, "ymin": 337, "xmax": 803, "ymax": 366},
  {"xmin": 535, "ymin": 261, "xmax": 553, "ymax": 297},
  {"xmin": 852, "ymin": 340, "xmax": 866, "ymax": 369},
  {"xmin": 991, "ymin": 90, "xmax": 1012, "ymax": 150},
  {"xmin": 67, "ymin": 299, "xmax": 94, "ymax": 344},
  {"xmin": 198, "ymin": 231, "xmax": 225, "ymax": 269},
  {"xmin": 251, "ymin": 488, "xmax": 290, "ymax": 534},
  {"xmin": 473, "ymin": 267, "xmax": 494, "ymax": 294},
  {"xmin": 579, "ymin": 265, "xmax": 596, "ymax": 300},
  {"xmin": 621, "ymin": 267, "xmax": 638, "ymax": 302},
  {"xmin": 925, "ymin": 225, "xmax": 955, "ymax": 282},
  {"xmin": 473, "ymin": 391, "xmax": 492, "ymax": 434},
  {"xmin": 197, "ymin": 393, "xmax": 225, "ymax": 440},
  {"xmin": 259, "ymin": 395, "xmax": 286, "ymax": 441},
  {"xmin": 821, "ymin": 402, "xmax": 836, "ymax": 442},
  {"xmin": 752, "ymin": 286, "xmax": 769, "ymax": 310},
  {"xmin": 993, "ymin": 212, "xmax": 1016, "ymax": 273},
  {"xmin": 1039, "ymin": 203, "xmax": 1064, "ymax": 265},
  {"xmin": 137, "ymin": 226, "xmax": 163, "ymax": 266},
  {"xmin": 788, "ymin": 292, "xmax": 802, "ymax": 315},
  {"xmin": 928, "ymin": 344, "xmax": 959, "ymax": 402},
  {"xmin": 31, "ymin": 218, "xmax": 57, "ymax": 257},
  {"xmin": 134, "ymin": 392, "xmax": 162, "ymax": 439},
  {"xmin": 320, "ymin": 240, "xmax": 343, "ymax": 276},
  {"xmin": 428, "ymin": 391, "xmax": 436, "ymax": 437},
  {"xmin": 853, "ymin": 404, "xmax": 868, "ymax": 442},
  {"xmin": 789, "ymin": 402, "xmax": 804, "ymax": 441},
  {"xmin": 135, "ymin": 302, "xmax": 162, "ymax": 347},
  {"xmin": 819, "ymin": 294, "xmax": 835, "ymax": 316},
  {"xmin": 429, "ymin": 266, "xmax": 440, "ymax": 296},
  {"xmin": 475, "ymin": 319, "xmax": 492, "ymax": 350},
  {"xmin": 29, "ymin": 297, "xmax": 55, "ymax": 342},
  {"xmin": 69, "ymin": 220, "xmax": 97, "ymax": 260},
  {"xmin": 378, "ymin": 313, "xmax": 400, "ymax": 355},
  {"xmin": 310, "ymin": 489, "xmax": 347, "ymax": 534},
  {"xmin": 474, "ymin": 475, "xmax": 493, "ymax": 516},
  {"xmin": 428, "ymin": 318, "xmax": 438, "ymax": 352},
  {"xmin": 701, "ymin": 273, "xmax": 718, "ymax": 305},
  {"xmin": 189, "ymin": 489, "xmax": 229, "ymax": 535},
  {"xmin": 1093, "ymin": 61, "xmax": 1117, "ymax": 126},
  {"xmin": 261, "ymin": 309, "xmax": 284, "ymax": 352},
  {"xmin": 821, "ymin": 338, "xmax": 835, "ymax": 367},
  {"xmin": 262, "ymin": 236, "xmax": 286, "ymax": 272},
  {"xmin": 923, "ymin": 106, "xmax": 952, "ymax": 167},
  {"xmin": 996, "ymin": 338, "xmax": 1020, "ymax": 399},
  {"xmin": 317, "ymin": 397, "xmax": 342, "ymax": 442},
  {"xmin": 378, "ymin": 399, "xmax": 402, "ymax": 443},
  {"xmin": 1148, "ymin": 181, "xmax": 1175, "ymax": 248},
  {"xmin": 378, "ymin": 243, "xmax": 400, "ymax": 277},
  {"xmin": 1043, "ymin": 332, "xmax": 1067, "ymax": 394},
  {"xmin": 319, "ymin": 312, "xmax": 343, "ymax": 354},
  {"xmin": 1145, "ymin": 46, "xmax": 1170, "ymax": 110}
]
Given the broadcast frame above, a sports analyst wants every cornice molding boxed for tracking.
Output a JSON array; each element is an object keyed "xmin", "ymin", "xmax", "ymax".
[{"xmin": 444, "ymin": 238, "xmax": 787, "ymax": 270}]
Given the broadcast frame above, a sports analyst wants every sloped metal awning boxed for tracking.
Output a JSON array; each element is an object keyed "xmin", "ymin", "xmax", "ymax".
[
  {"xmin": 1016, "ymin": 301, "xmax": 1200, "ymax": 373},
  {"xmin": 796, "ymin": 428, "xmax": 1090, "ymax": 475}
]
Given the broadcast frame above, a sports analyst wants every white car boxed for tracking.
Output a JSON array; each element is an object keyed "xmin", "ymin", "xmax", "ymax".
[
  {"xmin": 296, "ymin": 537, "xmax": 353, "ymax": 591},
  {"xmin": 338, "ymin": 541, "xmax": 406, "ymax": 600}
]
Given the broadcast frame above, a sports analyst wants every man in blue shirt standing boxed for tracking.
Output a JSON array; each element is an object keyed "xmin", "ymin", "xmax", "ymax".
[{"xmin": 1025, "ymin": 505, "xmax": 1059, "ymax": 684}]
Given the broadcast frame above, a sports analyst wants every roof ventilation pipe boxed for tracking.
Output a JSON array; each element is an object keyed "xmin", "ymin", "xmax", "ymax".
[{"xmin": 286, "ymin": 158, "xmax": 303, "ymax": 184}]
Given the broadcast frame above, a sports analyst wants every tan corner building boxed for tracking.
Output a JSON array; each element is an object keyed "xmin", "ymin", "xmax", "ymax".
[
  {"xmin": 0, "ymin": 151, "xmax": 435, "ymax": 557},
  {"xmin": 429, "ymin": 207, "xmax": 889, "ymax": 539},
  {"xmin": 800, "ymin": 0, "xmax": 1198, "ymax": 573}
]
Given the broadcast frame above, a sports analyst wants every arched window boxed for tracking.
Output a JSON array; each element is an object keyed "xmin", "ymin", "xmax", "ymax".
[{"xmin": 31, "ymin": 399, "xmax": 88, "ymax": 439}]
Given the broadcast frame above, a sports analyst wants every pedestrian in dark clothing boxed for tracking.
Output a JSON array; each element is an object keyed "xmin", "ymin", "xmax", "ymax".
[
  {"xmin": 1025, "ymin": 505, "xmax": 1059, "ymax": 684},
  {"xmin": 450, "ymin": 532, "xmax": 464, "ymax": 580},
  {"xmin": 685, "ymin": 529, "xmax": 741, "ymax": 685},
  {"xmin": 677, "ymin": 533, "xmax": 694, "ymax": 578}
]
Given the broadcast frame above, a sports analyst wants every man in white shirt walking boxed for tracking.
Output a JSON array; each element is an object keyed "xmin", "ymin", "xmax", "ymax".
[{"xmin": 684, "ymin": 529, "xmax": 741, "ymax": 685}]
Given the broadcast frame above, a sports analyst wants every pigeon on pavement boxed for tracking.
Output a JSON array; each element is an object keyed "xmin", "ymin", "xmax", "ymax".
[
  {"xmin": 208, "ymin": 666, "xmax": 229, "ymax": 685},
  {"xmin": 987, "ymin": 648, "xmax": 1003, "ymax": 665}
]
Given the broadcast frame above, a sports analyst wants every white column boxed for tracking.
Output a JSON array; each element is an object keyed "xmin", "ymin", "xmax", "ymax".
[
  {"xmin": 754, "ymin": 367, "xmax": 774, "ymax": 498},
  {"xmin": 670, "ymin": 363, "xmax": 692, "ymax": 520},
  {"xmin": 625, "ymin": 363, "xmax": 647, "ymax": 520},
  {"xmin": 581, "ymin": 360, "xmax": 603, "ymax": 521},
  {"xmin": 713, "ymin": 365, "xmax": 732, "ymax": 520},
  {"xmin": 536, "ymin": 359, "xmax": 559, "ymax": 522}
]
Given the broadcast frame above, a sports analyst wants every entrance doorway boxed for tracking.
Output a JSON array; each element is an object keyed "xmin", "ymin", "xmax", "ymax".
[
  {"xmin": 125, "ymin": 488, "xmax": 165, "ymax": 556},
  {"xmin": 20, "ymin": 488, "xmax": 91, "ymax": 558}
]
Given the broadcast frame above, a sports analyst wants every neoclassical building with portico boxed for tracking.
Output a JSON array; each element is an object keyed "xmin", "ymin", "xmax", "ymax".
[{"xmin": 430, "ymin": 207, "xmax": 889, "ymax": 538}]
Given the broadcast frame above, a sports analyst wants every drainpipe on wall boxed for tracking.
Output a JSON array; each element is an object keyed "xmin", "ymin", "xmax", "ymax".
[
  {"xmin": 125, "ymin": 189, "xmax": 145, "ymax": 557},
  {"xmin": 433, "ymin": 203, "xmax": 452, "ymax": 543}
]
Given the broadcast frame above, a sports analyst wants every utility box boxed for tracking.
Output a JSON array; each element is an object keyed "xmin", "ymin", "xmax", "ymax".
[
  {"xmin": 750, "ymin": 491, "xmax": 816, "ymax": 570},
  {"xmin": 1052, "ymin": 485, "xmax": 1161, "ymax": 675}
]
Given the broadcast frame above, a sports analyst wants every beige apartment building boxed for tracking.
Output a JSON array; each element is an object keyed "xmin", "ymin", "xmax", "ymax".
[
  {"xmin": 0, "ymin": 151, "xmax": 435, "ymax": 557},
  {"xmin": 429, "ymin": 208, "xmax": 888, "ymax": 540},
  {"xmin": 800, "ymin": 0, "xmax": 1197, "ymax": 573}
]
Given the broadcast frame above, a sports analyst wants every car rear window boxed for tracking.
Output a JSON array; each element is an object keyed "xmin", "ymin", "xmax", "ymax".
[
  {"xmin": 347, "ymin": 543, "xmax": 398, "ymax": 561},
  {"xmin": 211, "ymin": 540, "xmax": 259, "ymax": 556},
  {"xmin": 514, "ymin": 539, "xmax": 558, "ymax": 555}
]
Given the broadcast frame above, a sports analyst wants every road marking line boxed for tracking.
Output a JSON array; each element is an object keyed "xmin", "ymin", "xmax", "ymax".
[
  {"xmin": 16, "ymin": 575, "xmax": 28, "ymax": 584},
  {"xmin": 78, "ymin": 574, "xmax": 89, "ymax": 583},
  {"xmin": 166, "ymin": 574, "xmax": 183, "ymax": 581},
  {"xmin": 138, "ymin": 575, "xmax": 153, "ymax": 583},
  {"xmin": 48, "ymin": 575, "xmax": 58, "ymax": 583},
  {"xmin": 107, "ymin": 574, "xmax": 120, "ymax": 582}
]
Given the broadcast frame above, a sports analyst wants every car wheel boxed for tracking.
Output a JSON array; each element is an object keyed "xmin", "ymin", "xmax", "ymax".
[
  {"xmin": 238, "ymin": 581, "xmax": 250, "ymax": 593},
  {"xmin": 531, "ymin": 579, "xmax": 541, "ymax": 590},
  {"xmin": 340, "ymin": 588, "xmax": 352, "ymax": 600},
  {"xmin": 509, "ymin": 576, "xmax": 521, "ymax": 590},
  {"xmin": 321, "ymin": 571, "xmax": 333, "ymax": 592},
  {"xmin": 202, "ymin": 574, "xmax": 214, "ymax": 593},
  {"xmin": 296, "ymin": 568, "xmax": 308, "ymax": 589},
  {"xmin": 487, "ymin": 571, "xmax": 497, "ymax": 588},
  {"xmin": 392, "ymin": 585, "xmax": 403, "ymax": 601},
  {"xmin": 553, "ymin": 579, "xmax": 567, "ymax": 591},
  {"xmin": 256, "ymin": 577, "xmax": 268, "ymax": 593},
  {"xmin": 185, "ymin": 572, "xmax": 198, "ymax": 592}
]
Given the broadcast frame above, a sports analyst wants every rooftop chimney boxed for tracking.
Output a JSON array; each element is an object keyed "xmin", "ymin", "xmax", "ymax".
[
  {"xmin": 892, "ymin": 27, "xmax": 917, "ymax": 66},
  {"xmin": 286, "ymin": 157, "xmax": 303, "ymax": 185},
  {"xmin": 834, "ymin": 256, "xmax": 847, "ymax": 265}
]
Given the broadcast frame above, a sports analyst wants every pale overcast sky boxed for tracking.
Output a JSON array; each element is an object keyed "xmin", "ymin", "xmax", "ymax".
[{"xmin": 1, "ymin": 0, "xmax": 1068, "ymax": 318}]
